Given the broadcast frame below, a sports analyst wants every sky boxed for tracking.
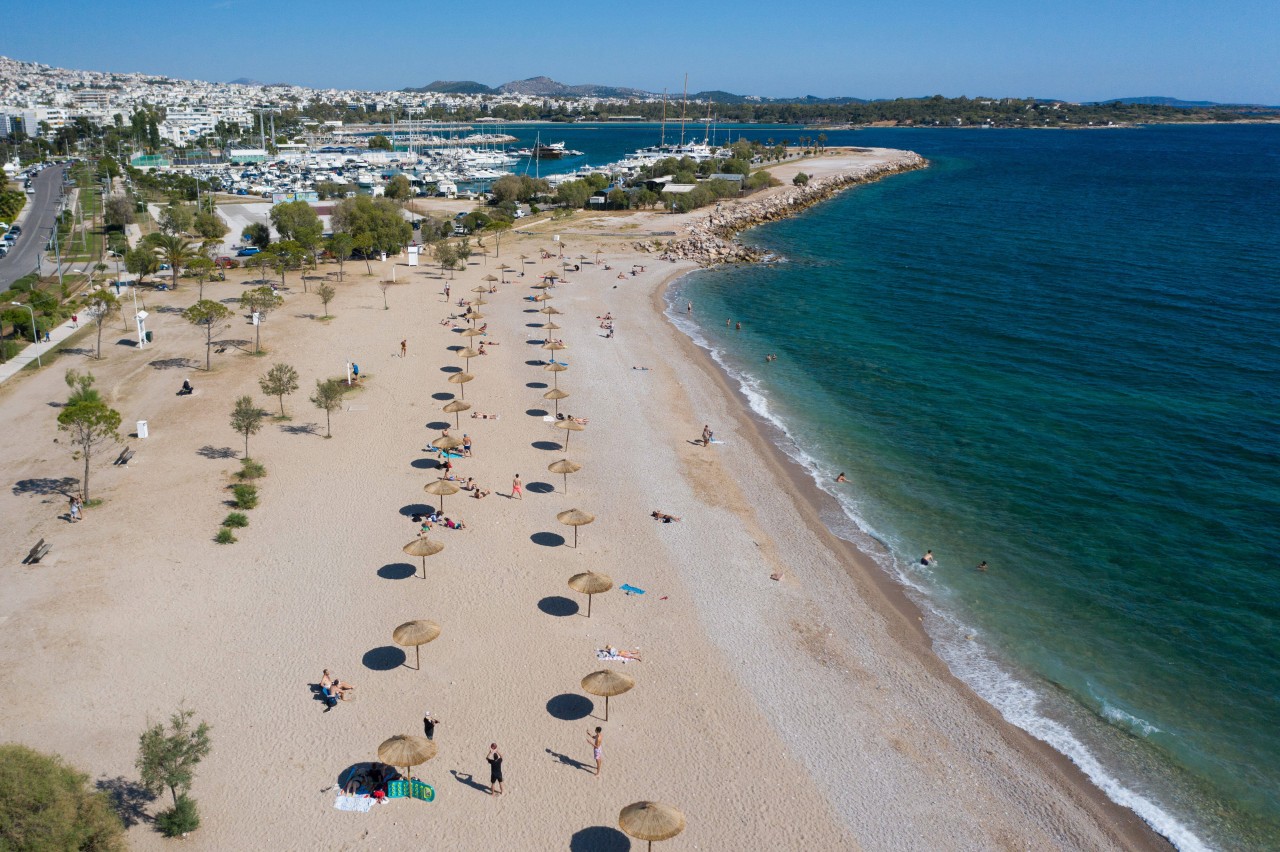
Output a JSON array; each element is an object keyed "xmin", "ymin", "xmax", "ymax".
[{"xmin": 3, "ymin": 0, "xmax": 1278, "ymax": 104}]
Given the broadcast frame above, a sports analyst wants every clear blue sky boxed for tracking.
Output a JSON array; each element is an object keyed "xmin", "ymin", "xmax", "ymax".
[{"xmin": 4, "ymin": 0, "xmax": 1278, "ymax": 103}]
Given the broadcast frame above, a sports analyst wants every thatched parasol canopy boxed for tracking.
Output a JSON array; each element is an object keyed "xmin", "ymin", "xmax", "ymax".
[
  {"xmin": 544, "ymin": 387, "xmax": 569, "ymax": 416},
  {"xmin": 424, "ymin": 477, "xmax": 460, "ymax": 512},
  {"xmin": 443, "ymin": 399, "xmax": 471, "ymax": 427},
  {"xmin": 581, "ymin": 668, "xmax": 634, "ymax": 720},
  {"xmin": 403, "ymin": 537, "xmax": 444, "ymax": 579},
  {"xmin": 431, "ymin": 435, "xmax": 464, "ymax": 451},
  {"xmin": 547, "ymin": 457, "xmax": 582, "ymax": 493},
  {"xmin": 556, "ymin": 507, "xmax": 595, "ymax": 547},
  {"xmin": 555, "ymin": 417, "xmax": 585, "ymax": 449},
  {"xmin": 568, "ymin": 570, "xmax": 612, "ymax": 617},
  {"xmin": 619, "ymin": 801, "xmax": 686, "ymax": 850},
  {"xmin": 447, "ymin": 371, "xmax": 475, "ymax": 399},
  {"xmin": 392, "ymin": 619, "xmax": 441, "ymax": 670},
  {"xmin": 378, "ymin": 734, "xmax": 438, "ymax": 775}
]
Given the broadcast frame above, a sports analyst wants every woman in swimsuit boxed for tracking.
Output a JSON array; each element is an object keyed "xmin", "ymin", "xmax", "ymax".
[{"xmin": 588, "ymin": 727, "xmax": 603, "ymax": 776}]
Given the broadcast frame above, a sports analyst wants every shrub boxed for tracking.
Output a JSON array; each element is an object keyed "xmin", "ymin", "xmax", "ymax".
[
  {"xmin": 236, "ymin": 458, "xmax": 267, "ymax": 481},
  {"xmin": 214, "ymin": 527, "xmax": 236, "ymax": 544},
  {"xmin": 222, "ymin": 512, "xmax": 249, "ymax": 528},
  {"xmin": 0, "ymin": 743, "xmax": 126, "ymax": 851},
  {"xmin": 154, "ymin": 795, "xmax": 199, "ymax": 837},
  {"xmin": 231, "ymin": 484, "xmax": 258, "ymax": 509}
]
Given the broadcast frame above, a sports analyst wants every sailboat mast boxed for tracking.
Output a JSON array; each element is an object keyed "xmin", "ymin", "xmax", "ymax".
[
  {"xmin": 659, "ymin": 89, "xmax": 667, "ymax": 147},
  {"xmin": 679, "ymin": 74, "xmax": 688, "ymax": 147}
]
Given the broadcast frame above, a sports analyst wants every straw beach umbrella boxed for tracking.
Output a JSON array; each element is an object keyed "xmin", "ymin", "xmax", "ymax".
[
  {"xmin": 619, "ymin": 801, "xmax": 686, "ymax": 851},
  {"xmin": 443, "ymin": 399, "xmax": 471, "ymax": 427},
  {"xmin": 557, "ymin": 507, "xmax": 594, "ymax": 548},
  {"xmin": 581, "ymin": 669, "xmax": 634, "ymax": 720},
  {"xmin": 471, "ymin": 285, "xmax": 489, "ymax": 296},
  {"xmin": 533, "ymin": 293, "xmax": 553, "ymax": 302},
  {"xmin": 555, "ymin": 418, "xmax": 585, "ymax": 450},
  {"xmin": 482, "ymin": 274, "xmax": 499, "ymax": 285},
  {"xmin": 543, "ymin": 320, "xmax": 561, "ymax": 332},
  {"xmin": 431, "ymin": 434, "xmax": 464, "ymax": 452},
  {"xmin": 539, "ymin": 306, "xmax": 563, "ymax": 316},
  {"xmin": 545, "ymin": 362, "xmax": 568, "ymax": 388},
  {"xmin": 543, "ymin": 387, "xmax": 569, "ymax": 415},
  {"xmin": 458, "ymin": 346, "xmax": 480, "ymax": 368},
  {"xmin": 378, "ymin": 734, "xmax": 437, "ymax": 779},
  {"xmin": 403, "ymin": 537, "xmax": 444, "ymax": 579},
  {"xmin": 542, "ymin": 341, "xmax": 568, "ymax": 355},
  {"xmin": 424, "ymin": 478, "xmax": 460, "ymax": 512},
  {"xmin": 548, "ymin": 458, "xmax": 581, "ymax": 494},
  {"xmin": 568, "ymin": 571, "xmax": 612, "ymax": 617},
  {"xmin": 393, "ymin": 619, "xmax": 441, "ymax": 671},
  {"xmin": 448, "ymin": 371, "xmax": 475, "ymax": 399}
]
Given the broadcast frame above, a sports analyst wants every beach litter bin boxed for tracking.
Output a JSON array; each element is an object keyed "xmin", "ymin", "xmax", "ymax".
[{"xmin": 144, "ymin": 330, "xmax": 153, "ymax": 343}]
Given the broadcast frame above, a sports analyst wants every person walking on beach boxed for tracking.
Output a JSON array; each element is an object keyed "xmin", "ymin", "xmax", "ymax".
[
  {"xmin": 701, "ymin": 425, "xmax": 713, "ymax": 447},
  {"xmin": 400, "ymin": 339, "xmax": 407, "ymax": 358},
  {"xmin": 511, "ymin": 474, "xmax": 522, "ymax": 500},
  {"xmin": 444, "ymin": 284, "xmax": 450, "ymax": 300},
  {"xmin": 423, "ymin": 711, "xmax": 440, "ymax": 740},
  {"xmin": 588, "ymin": 727, "xmax": 603, "ymax": 776},
  {"xmin": 462, "ymin": 434, "xmax": 473, "ymax": 457},
  {"xmin": 487, "ymin": 744, "xmax": 504, "ymax": 795},
  {"xmin": 68, "ymin": 494, "xmax": 82, "ymax": 523}
]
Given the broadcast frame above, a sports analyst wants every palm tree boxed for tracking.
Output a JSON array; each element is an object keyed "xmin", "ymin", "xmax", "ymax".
[{"xmin": 152, "ymin": 234, "xmax": 197, "ymax": 291}]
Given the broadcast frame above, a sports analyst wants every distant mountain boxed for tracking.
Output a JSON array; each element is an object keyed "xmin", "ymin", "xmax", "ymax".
[
  {"xmin": 404, "ymin": 80, "xmax": 497, "ymax": 95},
  {"xmin": 1099, "ymin": 96, "xmax": 1222, "ymax": 108},
  {"xmin": 496, "ymin": 76, "xmax": 651, "ymax": 99},
  {"xmin": 228, "ymin": 77, "xmax": 263, "ymax": 86}
]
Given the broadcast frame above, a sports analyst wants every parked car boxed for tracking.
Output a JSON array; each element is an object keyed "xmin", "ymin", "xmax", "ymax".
[
  {"xmin": 9, "ymin": 224, "xmax": 21, "ymax": 235},
  {"xmin": 237, "ymin": 247, "xmax": 260, "ymax": 257},
  {"xmin": 214, "ymin": 256, "xmax": 236, "ymax": 269}
]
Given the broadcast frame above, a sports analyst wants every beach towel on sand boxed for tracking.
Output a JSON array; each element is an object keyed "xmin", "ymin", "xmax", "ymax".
[
  {"xmin": 334, "ymin": 795, "xmax": 375, "ymax": 812},
  {"xmin": 597, "ymin": 650, "xmax": 633, "ymax": 663},
  {"xmin": 620, "ymin": 584, "xmax": 646, "ymax": 595}
]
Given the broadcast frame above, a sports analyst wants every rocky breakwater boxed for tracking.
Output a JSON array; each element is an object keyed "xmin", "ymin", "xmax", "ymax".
[{"xmin": 651, "ymin": 151, "xmax": 927, "ymax": 266}]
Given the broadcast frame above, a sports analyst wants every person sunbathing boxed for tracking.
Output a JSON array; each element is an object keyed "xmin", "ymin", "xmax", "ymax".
[
  {"xmin": 462, "ymin": 477, "xmax": 476, "ymax": 491},
  {"xmin": 651, "ymin": 511, "xmax": 681, "ymax": 523},
  {"xmin": 605, "ymin": 646, "xmax": 642, "ymax": 661},
  {"xmin": 471, "ymin": 412, "xmax": 500, "ymax": 420},
  {"xmin": 471, "ymin": 487, "xmax": 491, "ymax": 499},
  {"xmin": 321, "ymin": 669, "xmax": 355, "ymax": 700}
]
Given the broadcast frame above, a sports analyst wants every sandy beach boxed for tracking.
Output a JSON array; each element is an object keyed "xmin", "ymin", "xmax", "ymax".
[{"xmin": 0, "ymin": 148, "xmax": 1168, "ymax": 850}]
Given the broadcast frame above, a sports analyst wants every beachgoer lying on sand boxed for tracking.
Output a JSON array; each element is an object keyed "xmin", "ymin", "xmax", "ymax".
[
  {"xmin": 471, "ymin": 487, "xmax": 491, "ymax": 499},
  {"xmin": 633, "ymin": 366, "xmax": 649, "ymax": 371},
  {"xmin": 443, "ymin": 517, "xmax": 467, "ymax": 530},
  {"xmin": 322, "ymin": 669, "xmax": 355, "ymax": 700},
  {"xmin": 605, "ymin": 646, "xmax": 642, "ymax": 661},
  {"xmin": 651, "ymin": 511, "xmax": 681, "ymax": 523},
  {"xmin": 555, "ymin": 413, "xmax": 589, "ymax": 424},
  {"xmin": 471, "ymin": 412, "xmax": 500, "ymax": 420},
  {"xmin": 618, "ymin": 273, "xmax": 626, "ymax": 280}
]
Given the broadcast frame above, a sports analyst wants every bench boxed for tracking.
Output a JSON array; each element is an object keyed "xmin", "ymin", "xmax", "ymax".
[
  {"xmin": 114, "ymin": 446, "xmax": 135, "ymax": 466},
  {"xmin": 23, "ymin": 538, "xmax": 51, "ymax": 564}
]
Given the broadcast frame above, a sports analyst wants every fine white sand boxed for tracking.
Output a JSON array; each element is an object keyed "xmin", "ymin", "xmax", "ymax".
[{"xmin": 0, "ymin": 149, "xmax": 1164, "ymax": 850}]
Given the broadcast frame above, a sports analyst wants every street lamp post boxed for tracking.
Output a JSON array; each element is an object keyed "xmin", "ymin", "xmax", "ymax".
[{"xmin": 10, "ymin": 302, "xmax": 40, "ymax": 367}]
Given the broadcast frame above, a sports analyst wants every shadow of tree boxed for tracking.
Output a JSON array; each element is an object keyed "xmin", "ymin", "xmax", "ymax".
[
  {"xmin": 196, "ymin": 445, "xmax": 237, "ymax": 459},
  {"xmin": 531, "ymin": 531, "xmax": 567, "ymax": 547},
  {"xmin": 362, "ymin": 646, "xmax": 407, "ymax": 671},
  {"xmin": 149, "ymin": 357, "xmax": 200, "ymax": 370},
  {"xmin": 216, "ymin": 338, "xmax": 252, "ymax": 351},
  {"xmin": 94, "ymin": 775, "xmax": 156, "ymax": 828},
  {"xmin": 546, "ymin": 693, "xmax": 593, "ymax": 721},
  {"xmin": 537, "ymin": 596, "xmax": 579, "ymax": 617},
  {"xmin": 569, "ymin": 826, "xmax": 631, "ymax": 851},
  {"xmin": 57, "ymin": 346, "xmax": 95, "ymax": 357},
  {"xmin": 154, "ymin": 305, "xmax": 185, "ymax": 315},
  {"xmin": 279, "ymin": 423, "xmax": 320, "ymax": 436},
  {"xmin": 12, "ymin": 477, "xmax": 79, "ymax": 497}
]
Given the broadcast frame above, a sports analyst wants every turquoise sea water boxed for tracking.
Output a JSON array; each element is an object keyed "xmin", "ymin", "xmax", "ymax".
[{"xmin": 655, "ymin": 125, "xmax": 1279, "ymax": 850}]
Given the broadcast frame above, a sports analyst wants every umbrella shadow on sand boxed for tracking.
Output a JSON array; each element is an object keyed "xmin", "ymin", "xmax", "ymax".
[
  {"xmin": 378, "ymin": 562, "xmax": 416, "ymax": 580},
  {"xmin": 546, "ymin": 693, "xmax": 593, "ymax": 720},
  {"xmin": 531, "ymin": 531, "xmax": 566, "ymax": 547},
  {"xmin": 362, "ymin": 646, "xmax": 407, "ymax": 671},
  {"xmin": 425, "ymin": 420, "xmax": 452, "ymax": 430},
  {"xmin": 569, "ymin": 826, "xmax": 631, "ymax": 851},
  {"xmin": 532, "ymin": 440, "xmax": 564, "ymax": 452},
  {"xmin": 537, "ymin": 596, "xmax": 579, "ymax": 617}
]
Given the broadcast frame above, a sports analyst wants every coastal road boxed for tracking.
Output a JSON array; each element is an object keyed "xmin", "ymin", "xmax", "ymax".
[{"xmin": 0, "ymin": 163, "xmax": 69, "ymax": 289}]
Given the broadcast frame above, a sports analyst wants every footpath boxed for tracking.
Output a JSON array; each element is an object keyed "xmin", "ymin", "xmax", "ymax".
[{"xmin": 0, "ymin": 280, "xmax": 137, "ymax": 385}]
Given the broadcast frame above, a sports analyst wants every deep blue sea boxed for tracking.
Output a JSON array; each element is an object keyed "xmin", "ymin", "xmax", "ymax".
[{"xmin": 495, "ymin": 122, "xmax": 1279, "ymax": 848}]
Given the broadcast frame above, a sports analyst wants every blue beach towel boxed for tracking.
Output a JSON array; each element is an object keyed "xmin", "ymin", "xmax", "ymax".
[{"xmin": 620, "ymin": 584, "xmax": 646, "ymax": 595}]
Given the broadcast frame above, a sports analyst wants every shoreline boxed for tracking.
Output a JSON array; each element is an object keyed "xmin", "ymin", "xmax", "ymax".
[{"xmin": 653, "ymin": 270, "xmax": 1172, "ymax": 851}]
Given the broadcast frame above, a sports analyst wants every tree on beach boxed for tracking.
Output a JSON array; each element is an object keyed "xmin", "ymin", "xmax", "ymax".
[
  {"xmin": 315, "ymin": 281, "xmax": 336, "ymax": 318},
  {"xmin": 183, "ymin": 300, "xmax": 232, "ymax": 371},
  {"xmin": 238, "ymin": 286, "xmax": 283, "ymax": 354},
  {"xmin": 88, "ymin": 290, "xmax": 120, "ymax": 359},
  {"xmin": 331, "ymin": 196, "xmax": 413, "ymax": 256},
  {"xmin": 0, "ymin": 744, "xmax": 126, "ymax": 851},
  {"xmin": 353, "ymin": 233, "xmax": 376, "ymax": 275},
  {"xmin": 268, "ymin": 240, "xmax": 306, "ymax": 290},
  {"xmin": 327, "ymin": 233, "xmax": 354, "ymax": 281},
  {"xmin": 243, "ymin": 222, "xmax": 271, "ymax": 251},
  {"xmin": 484, "ymin": 220, "xmax": 512, "ymax": 257},
  {"xmin": 136, "ymin": 707, "xmax": 212, "ymax": 836},
  {"xmin": 259, "ymin": 363, "xmax": 299, "ymax": 417},
  {"xmin": 435, "ymin": 242, "xmax": 457, "ymax": 278},
  {"xmin": 125, "ymin": 246, "xmax": 159, "ymax": 285},
  {"xmin": 230, "ymin": 396, "xmax": 265, "ymax": 458},
  {"xmin": 793, "ymin": 172, "xmax": 810, "ymax": 186},
  {"xmin": 188, "ymin": 255, "xmax": 215, "ymax": 300},
  {"xmin": 57, "ymin": 393, "xmax": 121, "ymax": 502},
  {"xmin": 269, "ymin": 200, "xmax": 323, "ymax": 245},
  {"xmin": 310, "ymin": 379, "xmax": 344, "ymax": 438},
  {"xmin": 152, "ymin": 234, "xmax": 197, "ymax": 291}
]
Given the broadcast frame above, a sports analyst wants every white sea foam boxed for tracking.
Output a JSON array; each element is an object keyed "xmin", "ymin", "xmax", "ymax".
[
  {"xmin": 1102, "ymin": 702, "xmax": 1164, "ymax": 738},
  {"xmin": 664, "ymin": 284, "xmax": 1211, "ymax": 852}
]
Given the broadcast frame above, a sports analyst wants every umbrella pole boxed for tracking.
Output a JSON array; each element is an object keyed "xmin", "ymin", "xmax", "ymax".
[
  {"xmin": 455, "ymin": 411, "xmax": 460, "ymax": 428},
  {"xmin": 565, "ymin": 430, "xmax": 571, "ymax": 451},
  {"xmin": 415, "ymin": 645, "xmax": 421, "ymax": 671},
  {"xmin": 420, "ymin": 556, "xmax": 426, "ymax": 580},
  {"xmin": 587, "ymin": 594, "xmax": 592, "ymax": 618},
  {"xmin": 563, "ymin": 472, "xmax": 568, "ymax": 494},
  {"xmin": 555, "ymin": 398, "xmax": 559, "ymax": 416},
  {"xmin": 604, "ymin": 694, "xmax": 609, "ymax": 721}
]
